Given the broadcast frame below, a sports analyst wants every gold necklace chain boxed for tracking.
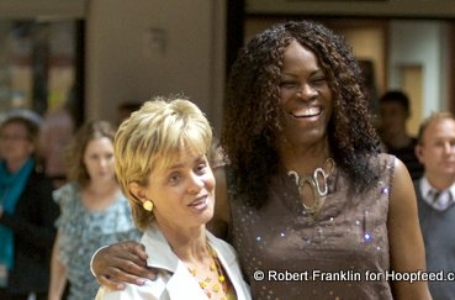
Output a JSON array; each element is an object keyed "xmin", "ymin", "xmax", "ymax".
[
  {"xmin": 187, "ymin": 244, "xmax": 230, "ymax": 299},
  {"xmin": 288, "ymin": 158, "xmax": 335, "ymax": 215}
]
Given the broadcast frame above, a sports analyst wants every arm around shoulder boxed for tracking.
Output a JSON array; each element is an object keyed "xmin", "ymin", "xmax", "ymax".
[
  {"xmin": 387, "ymin": 158, "xmax": 432, "ymax": 299},
  {"xmin": 91, "ymin": 241, "xmax": 154, "ymax": 290}
]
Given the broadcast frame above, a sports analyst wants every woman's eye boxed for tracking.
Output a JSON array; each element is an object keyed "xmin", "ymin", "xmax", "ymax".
[
  {"xmin": 89, "ymin": 155, "xmax": 99, "ymax": 161},
  {"xmin": 311, "ymin": 77, "xmax": 326, "ymax": 85},
  {"xmin": 195, "ymin": 163, "xmax": 207, "ymax": 174},
  {"xmin": 169, "ymin": 174, "xmax": 181, "ymax": 184},
  {"xmin": 279, "ymin": 81, "xmax": 297, "ymax": 88}
]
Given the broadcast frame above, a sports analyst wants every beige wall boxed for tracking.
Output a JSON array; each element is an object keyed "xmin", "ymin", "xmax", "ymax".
[
  {"xmin": 85, "ymin": 0, "xmax": 226, "ymax": 134},
  {"xmin": 0, "ymin": 0, "xmax": 226, "ymax": 133}
]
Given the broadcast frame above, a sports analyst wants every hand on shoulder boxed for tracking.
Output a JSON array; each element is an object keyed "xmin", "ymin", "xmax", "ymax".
[{"xmin": 92, "ymin": 241, "xmax": 155, "ymax": 290}]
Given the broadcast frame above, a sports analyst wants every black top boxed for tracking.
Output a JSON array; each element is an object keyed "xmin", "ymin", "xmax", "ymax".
[
  {"xmin": 0, "ymin": 170, "xmax": 59, "ymax": 295},
  {"xmin": 385, "ymin": 137, "xmax": 424, "ymax": 180}
]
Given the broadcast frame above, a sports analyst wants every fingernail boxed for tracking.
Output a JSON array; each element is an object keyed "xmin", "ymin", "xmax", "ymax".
[
  {"xmin": 136, "ymin": 278, "xmax": 146, "ymax": 285},
  {"xmin": 116, "ymin": 283, "xmax": 125, "ymax": 290}
]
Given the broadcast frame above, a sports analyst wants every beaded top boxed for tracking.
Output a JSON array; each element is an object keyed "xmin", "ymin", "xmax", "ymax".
[{"xmin": 228, "ymin": 153, "xmax": 395, "ymax": 300}]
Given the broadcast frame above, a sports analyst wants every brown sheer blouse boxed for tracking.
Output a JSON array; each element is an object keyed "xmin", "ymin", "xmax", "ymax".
[{"xmin": 228, "ymin": 154, "xmax": 394, "ymax": 300}]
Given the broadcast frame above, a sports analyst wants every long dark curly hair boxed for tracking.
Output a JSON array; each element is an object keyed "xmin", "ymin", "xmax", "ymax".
[{"xmin": 221, "ymin": 20, "xmax": 381, "ymax": 207}]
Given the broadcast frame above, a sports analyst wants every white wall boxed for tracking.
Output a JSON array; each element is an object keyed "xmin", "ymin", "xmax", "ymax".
[{"xmin": 85, "ymin": 0, "xmax": 226, "ymax": 133}]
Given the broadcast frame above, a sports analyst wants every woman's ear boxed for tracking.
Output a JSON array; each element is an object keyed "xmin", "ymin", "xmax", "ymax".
[{"xmin": 128, "ymin": 182, "xmax": 146, "ymax": 204}]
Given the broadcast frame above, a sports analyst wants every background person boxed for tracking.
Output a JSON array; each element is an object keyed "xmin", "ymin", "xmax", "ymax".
[
  {"xmin": 414, "ymin": 112, "xmax": 455, "ymax": 299},
  {"xmin": 39, "ymin": 104, "xmax": 75, "ymax": 188},
  {"xmin": 378, "ymin": 90, "xmax": 424, "ymax": 180},
  {"xmin": 0, "ymin": 109, "xmax": 58, "ymax": 300},
  {"xmin": 116, "ymin": 101, "xmax": 142, "ymax": 127},
  {"xmin": 48, "ymin": 120, "xmax": 141, "ymax": 300}
]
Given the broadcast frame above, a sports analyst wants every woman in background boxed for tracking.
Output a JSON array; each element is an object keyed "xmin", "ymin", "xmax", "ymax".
[
  {"xmin": 48, "ymin": 120, "xmax": 140, "ymax": 300},
  {"xmin": 0, "ymin": 110, "xmax": 58, "ymax": 300}
]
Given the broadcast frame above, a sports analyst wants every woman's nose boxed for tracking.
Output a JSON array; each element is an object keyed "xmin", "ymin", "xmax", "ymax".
[
  {"xmin": 187, "ymin": 173, "xmax": 204, "ymax": 194},
  {"xmin": 99, "ymin": 158, "xmax": 110, "ymax": 168},
  {"xmin": 296, "ymin": 83, "xmax": 317, "ymax": 100}
]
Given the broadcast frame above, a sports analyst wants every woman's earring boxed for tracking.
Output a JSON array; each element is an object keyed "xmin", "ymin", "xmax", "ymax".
[{"xmin": 143, "ymin": 200, "xmax": 154, "ymax": 212}]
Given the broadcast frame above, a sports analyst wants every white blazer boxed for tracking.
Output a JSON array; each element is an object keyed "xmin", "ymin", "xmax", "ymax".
[{"xmin": 96, "ymin": 223, "xmax": 251, "ymax": 300}]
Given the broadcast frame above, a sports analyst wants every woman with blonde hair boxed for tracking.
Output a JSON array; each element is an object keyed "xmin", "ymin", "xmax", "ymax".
[{"xmin": 96, "ymin": 96, "xmax": 250, "ymax": 300}]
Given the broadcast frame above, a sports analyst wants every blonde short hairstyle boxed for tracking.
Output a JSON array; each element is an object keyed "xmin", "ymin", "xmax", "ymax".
[{"xmin": 115, "ymin": 96, "xmax": 212, "ymax": 230}]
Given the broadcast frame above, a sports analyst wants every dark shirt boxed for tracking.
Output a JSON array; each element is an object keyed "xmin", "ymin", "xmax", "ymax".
[
  {"xmin": 384, "ymin": 137, "xmax": 424, "ymax": 180},
  {"xmin": 0, "ymin": 170, "xmax": 59, "ymax": 297}
]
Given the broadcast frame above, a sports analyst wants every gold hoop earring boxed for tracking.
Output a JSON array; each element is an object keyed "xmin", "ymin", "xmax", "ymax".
[{"xmin": 143, "ymin": 200, "xmax": 154, "ymax": 212}]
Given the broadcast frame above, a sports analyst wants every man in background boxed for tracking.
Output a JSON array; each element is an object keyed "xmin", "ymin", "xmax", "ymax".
[
  {"xmin": 378, "ymin": 90, "xmax": 424, "ymax": 180},
  {"xmin": 414, "ymin": 112, "xmax": 455, "ymax": 300},
  {"xmin": 117, "ymin": 101, "xmax": 142, "ymax": 126}
]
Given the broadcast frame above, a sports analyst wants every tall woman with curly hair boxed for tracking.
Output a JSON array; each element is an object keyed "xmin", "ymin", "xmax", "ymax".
[
  {"xmin": 216, "ymin": 20, "xmax": 430, "ymax": 299},
  {"xmin": 91, "ymin": 20, "xmax": 430, "ymax": 299}
]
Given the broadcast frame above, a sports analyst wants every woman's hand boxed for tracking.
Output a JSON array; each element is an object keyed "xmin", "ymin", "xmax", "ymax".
[{"xmin": 92, "ymin": 241, "xmax": 156, "ymax": 290}]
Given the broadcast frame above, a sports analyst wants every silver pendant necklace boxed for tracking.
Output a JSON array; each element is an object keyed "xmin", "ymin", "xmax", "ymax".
[{"xmin": 288, "ymin": 158, "xmax": 335, "ymax": 215}]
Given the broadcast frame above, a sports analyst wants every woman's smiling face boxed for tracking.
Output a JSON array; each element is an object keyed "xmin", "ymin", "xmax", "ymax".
[{"xmin": 279, "ymin": 40, "xmax": 333, "ymax": 147}]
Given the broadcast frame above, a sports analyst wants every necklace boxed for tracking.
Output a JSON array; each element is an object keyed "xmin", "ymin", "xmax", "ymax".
[
  {"xmin": 188, "ymin": 244, "xmax": 229, "ymax": 299},
  {"xmin": 288, "ymin": 158, "xmax": 335, "ymax": 215}
]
